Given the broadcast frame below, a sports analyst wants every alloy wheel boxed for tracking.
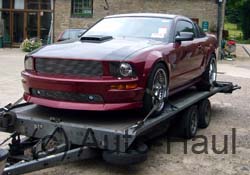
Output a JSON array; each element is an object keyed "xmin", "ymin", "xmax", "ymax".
[
  {"xmin": 209, "ymin": 60, "xmax": 217, "ymax": 85},
  {"xmin": 152, "ymin": 68, "xmax": 168, "ymax": 112}
]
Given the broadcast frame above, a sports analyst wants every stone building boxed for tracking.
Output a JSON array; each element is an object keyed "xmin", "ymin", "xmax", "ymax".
[{"xmin": 0, "ymin": 0, "xmax": 225, "ymax": 47}]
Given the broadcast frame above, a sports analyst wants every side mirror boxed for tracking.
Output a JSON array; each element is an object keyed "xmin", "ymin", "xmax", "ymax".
[{"xmin": 175, "ymin": 32, "xmax": 194, "ymax": 42}]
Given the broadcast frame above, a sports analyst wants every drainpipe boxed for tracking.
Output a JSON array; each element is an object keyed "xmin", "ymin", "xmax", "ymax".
[{"xmin": 217, "ymin": 0, "xmax": 226, "ymax": 60}]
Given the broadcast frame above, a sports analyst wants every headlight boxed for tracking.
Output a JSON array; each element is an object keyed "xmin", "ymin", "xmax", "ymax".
[
  {"xmin": 119, "ymin": 63, "xmax": 133, "ymax": 77},
  {"xmin": 24, "ymin": 56, "xmax": 34, "ymax": 70}
]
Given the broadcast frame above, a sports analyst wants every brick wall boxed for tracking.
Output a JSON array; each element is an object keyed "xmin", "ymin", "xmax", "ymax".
[{"xmin": 54, "ymin": 0, "xmax": 218, "ymax": 39}]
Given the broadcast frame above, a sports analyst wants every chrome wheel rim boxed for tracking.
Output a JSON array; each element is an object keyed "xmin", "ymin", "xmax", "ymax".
[
  {"xmin": 191, "ymin": 112, "xmax": 198, "ymax": 134},
  {"xmin": 209, "ymin": 60, "xmax": 217, "ymax": 85},
  {"xmin": 152, "ymin": 68, "xmax": 167, "ymax": 112}
]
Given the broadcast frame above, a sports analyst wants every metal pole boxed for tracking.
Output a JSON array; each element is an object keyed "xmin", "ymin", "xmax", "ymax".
[{"xmin": 217, "ymin": 0, "xmax": 226, "ymax": 60}]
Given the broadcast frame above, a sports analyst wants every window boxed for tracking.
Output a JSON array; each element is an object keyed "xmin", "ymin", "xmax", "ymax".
[
  {"xmin": 0, "ymin": 0, "xmax": 11, "ymax": 9},
  {"xmin": 27, "ymin": 0, "xmax": 39, "ymax": 9},
  {"xmin": 197, "ymin": 25, "xmax": 206, "ymax": 38},
  {"xmin": 14, "ymin": 0, "xmax": 24, "ymax": 10},
  {"xmin": 41, "ymin": 0, "xmax": 51, "ymax": 10},
  {"xmin": 71, "ymin": 0, "xmax": 93, "ymax": 18},
  {"xmin": 175, "ymin": 20, "xmax": 195, "ymax": 36},
  {"xmin": 191, "ymin": 18, "xmax": 199, "ymax": 24},
  {"xmin": 194, "ymin": 23, "xmax": 206, "ymax": 38}
]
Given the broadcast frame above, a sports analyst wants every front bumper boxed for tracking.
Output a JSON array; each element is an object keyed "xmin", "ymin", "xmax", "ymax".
[{"xmin": 22, "ymin": 71, "xmax": 145, "ymax": 111}]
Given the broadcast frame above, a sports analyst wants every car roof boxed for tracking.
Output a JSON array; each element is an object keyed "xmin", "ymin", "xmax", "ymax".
[{"xmin": 105, "ymin": 13, "xmax": 181, "ymax": 19}]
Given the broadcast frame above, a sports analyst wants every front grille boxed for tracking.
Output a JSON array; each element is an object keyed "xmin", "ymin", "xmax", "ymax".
[
  {"xmin": 31, "ymin": 89, "xmax": 104, "ymax": 103},
  {"xmin": 35, "ymin": 58, "xmax": 103, "ymax": 77}
]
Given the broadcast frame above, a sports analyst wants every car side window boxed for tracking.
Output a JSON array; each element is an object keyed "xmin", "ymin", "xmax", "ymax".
[
  {"xmin": 175, "ymin": 20, "xmax": 195, "ymax": 36},
  {"xmin": 194, "ymin": 23, "xmax": 206, "ymax": 38},
  {"xmin": 194, "ymin": 23, "xmax": 200, "ymax": 38},
  {"xmin": 198, "ymin": 25, "xmax": 206, "ymax": 38}
]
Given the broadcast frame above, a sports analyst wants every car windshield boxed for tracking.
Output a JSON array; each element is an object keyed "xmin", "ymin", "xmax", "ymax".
[{"xmin": 84, "ymin": 17, "xmax": 173, "ymax": 41}]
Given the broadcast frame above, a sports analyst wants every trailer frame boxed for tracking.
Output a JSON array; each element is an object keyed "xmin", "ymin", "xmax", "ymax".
[{"xmin": 0, "ymin": 81, "xmax": 240, "ymax": 175}]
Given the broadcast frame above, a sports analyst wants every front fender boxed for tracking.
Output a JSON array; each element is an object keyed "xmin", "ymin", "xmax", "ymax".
[{"xmin": 142, "ymin": 51, "xmax": 171, "ymax": 87}]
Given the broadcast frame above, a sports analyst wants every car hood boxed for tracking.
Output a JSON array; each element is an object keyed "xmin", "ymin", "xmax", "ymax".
[{"xmin": 31, "ymin": 38, "xmax": 161, "ymax": 61}]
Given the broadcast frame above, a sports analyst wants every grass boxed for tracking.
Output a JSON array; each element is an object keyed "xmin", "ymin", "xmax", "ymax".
[{"xmin": 224, "ymin": 23, "xmax": 250, "ymax": 44}]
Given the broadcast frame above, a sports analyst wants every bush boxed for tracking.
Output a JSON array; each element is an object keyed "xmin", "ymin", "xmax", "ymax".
[{"xmin": 20, "ymin": 38, "xmax": 42, "ymax": 52}]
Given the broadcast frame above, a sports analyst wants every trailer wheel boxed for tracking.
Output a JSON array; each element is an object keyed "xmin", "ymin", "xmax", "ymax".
[
  {"xmin": 198, "ymin": 99, "xmax": 211, "ymax": 129},
  {"xmin": 180, "ymin": 105, "xmax": 199, "ymax": 139},
  {"xmin": 102, "ymin": 143, "xmax": 148, "ymax": 165}
]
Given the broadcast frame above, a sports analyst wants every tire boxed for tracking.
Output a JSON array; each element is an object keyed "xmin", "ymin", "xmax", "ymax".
[
  {"xmin": 180, "ymin": 105, "xmax": 199, "ymax": 139},
  {"xmin": 102, "ymin": 143, "xmax": 148, "ymax": 165},
  {"xmin": 198, "ymin": 99, "xmax": 211, "ymax": 129},
  {"xmin": 196, "ymin": 56, "xmax": 217, "ymax": 91},
  {"xmin": 143, "ymin": 63, "xmax": 168, "ymax": 116}
]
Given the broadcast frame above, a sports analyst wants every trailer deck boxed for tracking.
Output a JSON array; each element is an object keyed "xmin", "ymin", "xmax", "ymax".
[{"xmin": 0, "ymin": 81, "xmax": 240, "ymax": 175}]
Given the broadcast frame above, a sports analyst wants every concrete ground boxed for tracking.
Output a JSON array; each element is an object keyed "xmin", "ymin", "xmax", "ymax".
[{"xmin": 0, "ymin": 48, "xmax": 250, "ymax": 175}]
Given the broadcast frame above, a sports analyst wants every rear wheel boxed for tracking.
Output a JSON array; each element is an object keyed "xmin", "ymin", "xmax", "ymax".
[
  {"xmin": 180, "ymin": 105, "xmax": 199, "ymax": 139},
  {"xmin": 143, "ymin": 63, "xmax": 168, "ymax": 116},
  {"xmin": 196, "ymin": 56, "xmax": 217, "ymax": 91},
  {"xmin": 198, "ymin": 99, "xmax": 211, "ymax": 129}
]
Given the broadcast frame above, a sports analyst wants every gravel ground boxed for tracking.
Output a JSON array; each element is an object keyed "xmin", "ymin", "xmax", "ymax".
[{"xmin": 0, "ymin": 48, "xmax": 249, "ymax": 175}]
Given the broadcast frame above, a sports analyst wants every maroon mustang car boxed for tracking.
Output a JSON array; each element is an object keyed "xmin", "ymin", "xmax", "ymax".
[{"xmin": 22, "ymin": 13, "xmax": 217, "ymax": 115}]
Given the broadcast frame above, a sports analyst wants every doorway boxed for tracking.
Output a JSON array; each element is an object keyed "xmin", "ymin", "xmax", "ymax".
[
  {"xmin": 13, "ymin": 12, "xmax": 24, "ymax": 44},
  {"xmin": 26, "ymin": 12, "xmax": 38, "ymax": 39}
]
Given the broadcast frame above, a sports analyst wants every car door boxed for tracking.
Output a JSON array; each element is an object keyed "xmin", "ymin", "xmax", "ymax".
[
  {"xmin": 194, "ymin": 24, "xmax": 209, "ymax": 74},
  {"xmin": 169, "ymin": 20, "xmax": 197, "ymax": 89},
  {"xmin": 191, "ymin": 23, "xmax": 207, "ymax": 76}
]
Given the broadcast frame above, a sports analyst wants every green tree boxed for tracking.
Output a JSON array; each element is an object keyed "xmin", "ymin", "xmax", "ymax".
[
  {"xmin": 241, "ymin": 0, "xmax": 250, "ymax": 39},
  {"xmin": 226, "ymin": 0, "xmax": 244, "ymax": 24}
]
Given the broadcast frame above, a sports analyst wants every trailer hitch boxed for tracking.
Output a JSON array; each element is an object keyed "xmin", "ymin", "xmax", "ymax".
[
  {"xmin": 0, "ymin": 97, "xmax": 28, "ymax": 131},
  {"xmin": 0, "ymin": 111, "xmax": 17, "ymax": 132},
  {"xmin": 215, "ymin": 81, "xmax": 241, "ymax": 93}
]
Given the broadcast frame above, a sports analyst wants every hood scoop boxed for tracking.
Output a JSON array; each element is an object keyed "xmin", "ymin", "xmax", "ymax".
[{"xmin": 80, "ymin": 35, "xmax": 113, "ymax": 43}]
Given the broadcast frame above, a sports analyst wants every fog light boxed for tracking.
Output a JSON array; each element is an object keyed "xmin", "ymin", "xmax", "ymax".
[
  {"xmin": 88, "ymin": 95, "xmax": 94, "ymax": 101},
  {"xmin": 37, "ymin": 90, "xmax": 41, "ymax": 95}
]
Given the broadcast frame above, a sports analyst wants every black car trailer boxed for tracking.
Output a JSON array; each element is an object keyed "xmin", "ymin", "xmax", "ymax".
[{"xmin": 0, "ymin": 81, "xmax": 240, "ymax": 175}]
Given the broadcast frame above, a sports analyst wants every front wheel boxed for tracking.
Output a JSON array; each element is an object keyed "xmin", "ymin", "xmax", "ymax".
[{"xmin": 142, "ymin": 63, "xmax": 168, "ymax": 116}]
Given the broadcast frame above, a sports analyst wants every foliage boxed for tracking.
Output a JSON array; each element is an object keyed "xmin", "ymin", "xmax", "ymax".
[
  {"xmin": 20, "ymin": 38, "xmax": 42, "ymax": 52},
  {"xmin": 225, "ymin": 8, "xmax": 241, "ymax": 24},
  {"xmin": 224, "ymin": 23, "xmax": 250, "ymax": 44},
  {"xmin": 226, "ymin": 0, "xmax": 245, "ymax": 9},
  {"xmin": 225, "ymin": 0, "xmax": 244, "ymax": 24},
  {"xmin": 224, "ymin": 23, "xmax": 242, "ymax": 39},
  {"xmin": 225, "ymin": 0, "xmax": 250, "ymax": 41},
  {"xmin": 241, "ymin": 0, "xmax": 250, "ymax": 40}
]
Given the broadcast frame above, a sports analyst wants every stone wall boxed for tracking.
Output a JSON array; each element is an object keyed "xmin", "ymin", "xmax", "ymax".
[{"xmin": 54, "ymin": 0, "xmax": 218, "ymax": 39}]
